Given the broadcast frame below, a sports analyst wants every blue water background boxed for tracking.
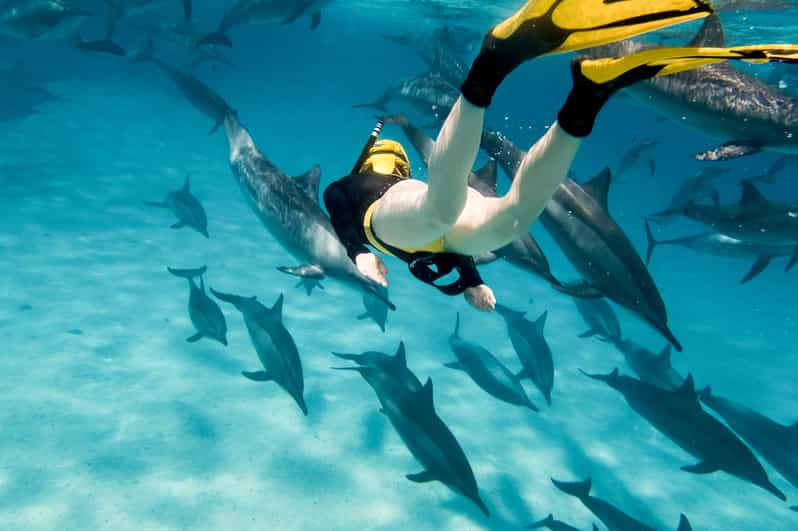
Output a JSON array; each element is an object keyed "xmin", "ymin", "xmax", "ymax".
[{"xmin": 1, "ymin": 3, "xmax": 798, "ymax": 529}]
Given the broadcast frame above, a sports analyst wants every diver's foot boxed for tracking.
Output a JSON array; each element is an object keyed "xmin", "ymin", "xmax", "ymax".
[
  {"xmin": 465, "ymin": 284, "xmax": 496, "ymax": 312},
  {"xmin": 461, "ymin": 0, "xmax": 713, "ymax": 108}
]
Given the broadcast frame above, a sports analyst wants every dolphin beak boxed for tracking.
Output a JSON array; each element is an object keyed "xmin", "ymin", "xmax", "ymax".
[
  {"xmin": 331, "ymin": 352, "xmax": 360, "ymax": 361},
  {"xmin": 579, "ymin": 368, "xmax": 611, "ymax": 382},
  {"xmin": 330, "ymin": 366, "xmax": 363, "ymax": 372}
]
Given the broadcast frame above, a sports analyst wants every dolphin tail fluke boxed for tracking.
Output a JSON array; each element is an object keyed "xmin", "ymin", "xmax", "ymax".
[
  {"xmin": 644, "ymin": 219, "xmax": 658, "ymax": 266},
  {"xmin": 525, "ymin": 514, "xmax": 556, "ymax": 529},
  {"xmin": 551, "ymin": 477, "xmax": 591, "ymax": 501},
  {"xmin": 677, "ymin": 514, "xmax": 693, "ymax": 531},
  {"xmin": 198, "ymin": 31, "xmax": 233, "ymax": 48},
  {"xmin": 168, "ymin": 265, "xmax": 207, "ymax": 279}
]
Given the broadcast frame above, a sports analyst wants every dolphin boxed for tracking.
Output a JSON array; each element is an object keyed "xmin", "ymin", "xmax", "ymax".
[
  {"xmin": 168, "ymin": 266, "xmax": 228, "ymax": 346},
  {"xmin": 354, "ymin": 71, "xmax": 459, "ymax": 125},
  {"xmin": 615, "ymin": 138, "xmax": 658, "ymax": 181},
  {"xmin": 135, "ymin": 40, "xmax": 236, "ymax": 134},
  {"xmin": 525, "ymin": 513, "xmax": 598, "ymax": 531},
  {"xmin": 583, "ymin": 369, "xmax": 786, "ymax": 500},
  {"xmin": 143, "ymin": 174, "xmax": 209, "ymax": 237},
  {"xmin": 446, "ymin": 313, "xmax": 538, "ymax": 411},
  {"xmin": 382, "ymin": 113, "xmax": 576, "ymax": 293},
  {"xmin": 357, "ymin": 286, "xmax": 388, "ymax": 332},
  {"xmin": 220, "ymin": 112, "xmax": 395, "ymax": 310},
  {"xmin": 648, "ymin": 166, "xmax": 729, "ymax": 222},
  {"xmin": 678, "ymin": 181, "xmax": 798, "ymax": 251},
  {"xmin": 699, "ymin": 386, "xmax": 798, "ymax": 490},
  {"xmin": 198, "ymin": 0, "xmax": 333, "ymax": 47},
  {"xmin": 612, "ymin": 339, "xmax": 684, "ymax": 391},
  {"xmin": 572, "ymin": 296, "xmax": 622, "ymax": 343},
  {"xmin": 481, "ymin": 129, "xmax": 680, "ymax": 351},
  {"xmin": 333, "ymin": 342, "xmax": 489, "ymax": 516},
  {"xmin": 591, "ymin": 15, "xmax": 798, "ymax": 161},
  {"xmin": 550, "ymin": 477, "xmax": 692, "ymax": 531},
  {"xmin": 644, "ymin": 219, "xmax": 798, "ymax": 284},
  {"xmin": 493, "ymin": 305, "xmax": 555, "ymax": 406},
  {"xmin": 212, "ymin": 289, "xmax": 307, "ymax": 415},
  {"xmin": 0, "ymin": 0, "xmax": 90, "ymax": 40},
  {"xmin": 380, "ymin": 26, "xmax": 472, "ymax": 86}
]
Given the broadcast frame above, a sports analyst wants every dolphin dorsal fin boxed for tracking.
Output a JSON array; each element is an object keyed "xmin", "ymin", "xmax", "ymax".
[
  {"xmin": 182, "ymin": 174, "xmax": 191, "ymax": 193},
  {"xmin": 394, "ymin": 341, "xmax": 407, "ymax": 366},
  {"xmin": 468, "ymin": 159, "xmax": 498, "ymax": 197},
  {"xmin": 294, "ymin": 165, "xmax": 322, "ymax": 203},
  {"xmin": 418, "ymin": 377, "xmax": 435, "ymax": 410},
  {"xmin": 675, "ymin": 374, "xmax": 698, "ymax": 403},
  {"xmin": 689, "ymin": 14, "xmax": 725, "ymax": 47},
  {"xmin": 582, "ymin": 167, "xmax": 612, "ymax": 210},
  {"xmin": 739, "ymin": 180, "xmax": 771, "ymax": 209},
  {"xmin": 535, "ymin": 310, "xmax": 548, "ymax": 333},
  {"xmin": 271, "ymin": 293, "xmax": 285, "ymax": 320}
]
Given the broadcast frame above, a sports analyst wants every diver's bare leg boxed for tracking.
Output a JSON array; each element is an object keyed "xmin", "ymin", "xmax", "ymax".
[
  {"xmin": 371, "ymin": 97, "xmax": 484, "ymax": 249},
  {"xmin": 444, "ymin": 122, "xmax": 581, "ymax": 256}
]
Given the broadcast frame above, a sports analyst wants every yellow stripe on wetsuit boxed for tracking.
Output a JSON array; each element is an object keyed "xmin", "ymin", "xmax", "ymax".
[{"xmin": 363, "ymin": 200, "xmax": 445, "ymax": 257}]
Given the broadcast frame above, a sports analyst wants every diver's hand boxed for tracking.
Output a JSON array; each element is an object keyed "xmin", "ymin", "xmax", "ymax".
[
  {"xmin": 465, "ymin": 284, "xmax": 496, "ymax": 312},
  {"xmin": 356, "ymin": 252, "xmax": 388, "ymax": 288}
]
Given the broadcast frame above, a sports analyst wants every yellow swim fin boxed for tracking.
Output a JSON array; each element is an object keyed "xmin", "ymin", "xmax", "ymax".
[
  {"xmin": 491, "ymin": 0, "xmax": 714, "ymax": 58},
  {"xmin": 579, "ymin": 44, "xmax": 798, "ymax": 85}
]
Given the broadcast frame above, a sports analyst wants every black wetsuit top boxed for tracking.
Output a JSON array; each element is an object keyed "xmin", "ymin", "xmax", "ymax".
[{"xmin": 323, "ymin": 171, "xmax": 484, "ymax": 296}]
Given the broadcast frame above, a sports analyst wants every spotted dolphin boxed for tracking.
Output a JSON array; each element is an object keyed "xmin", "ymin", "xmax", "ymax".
[
  {"xmin": 357, "ymin": 286, "xmax": 389, "ymax": 332},
  {"xmin": 447, "ymin": 313, "xmax": 538, "ymax": 411},
  {"xmin": 550, "ymin": 477, "xmax": 692, "ymax": 531},
  {"xmin": 583, "ymin": 369, "xmax": 786, "ymax": 500},
  {"xmin": 354, "ymin": 71, "xmax": 459, "ymax": 125},
  {"xmin": 482, "ymin": 129, "xmax": 681, "ymax": 351},
  {"xmin": 212, "ymin": 290, "xmax": 306, "ymax": 415},
  {"xmin": 168, "ymin": 266, "xmax": 228, "ymax": 346},
  {"xmin": 0, "ymin": 0, "xmax": 90, "ymax": 39},
  {"xmin": 591, "ymin": 15, "xmax": 798, "ymax": 161},
  {"xmin": 143, "ymin": 174, "xmax": 209, "ymax": 237},
  {"xmin": 699, "ymin": 386, "xmax": 798, "ymax": 490},
  {"xmin": 494, "ymin": 305, "xmax": 555, "ymax": 406},
  {"xmin": 333, "ymin": 342, "xmax": 489, "ymax": 516}
]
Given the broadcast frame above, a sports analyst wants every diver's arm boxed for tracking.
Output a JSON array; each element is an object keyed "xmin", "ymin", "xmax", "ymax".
[{"xmin": 323, "ymin": 180, "xmax": 370, "ymax": 261}]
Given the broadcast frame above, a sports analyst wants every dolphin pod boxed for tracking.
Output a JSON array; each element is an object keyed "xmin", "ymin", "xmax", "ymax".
[
  {"xmin": 333, "ymin": 342, "xmax": 489, "ymax": 516},
  {"xmin": 583, "ymin": 369, "xmax": 785, "ymax": 500},
  {"xmin": 550, "ymin": 477, "xmax": 692, "ymax": 531},
  {"xmin": 482, "ymin": 129, "xmax": 681, "ymax": 351},
  {"xmin": 212, "ymin": 290, "xmax": 307, "ymax": 415},
  {"xmin": 143, "ymin": 174, "xmax": 209, "ymax": 238},
  {"xmin": 168, "ymin": 266, "xmax": 228, "ymax": 346}
]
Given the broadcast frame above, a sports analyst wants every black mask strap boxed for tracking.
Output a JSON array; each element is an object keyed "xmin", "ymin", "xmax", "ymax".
[{"xmin": 408, "ymin": 254, "xmax": 483, "ymax": 296}]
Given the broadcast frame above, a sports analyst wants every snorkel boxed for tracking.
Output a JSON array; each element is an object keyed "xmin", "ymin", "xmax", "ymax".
[{"xmin": 350, "ymin": 119, "xmax": 384, "ymax": 175}]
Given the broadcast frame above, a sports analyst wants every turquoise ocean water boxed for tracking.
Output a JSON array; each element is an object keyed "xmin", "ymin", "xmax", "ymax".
[{"xmin": 2, "ymin": 1, "xmax": 798, "ymax": 529}]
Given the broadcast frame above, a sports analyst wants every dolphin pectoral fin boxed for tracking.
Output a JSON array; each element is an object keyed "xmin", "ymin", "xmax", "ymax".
[
  {"xmin": 741, "ymin": 256, "xmax": 771, "ymax": 283},
  {"xmin": 356, "ymin": 313, "xmax": 368, "ymax": 320},
  {"xmin": 277, "ymin": 264, "xmax": 325, "ymax": 279},
  {"xmin": 294, "ymin": 278, "xmax": 323, "ymax": 296},
  {"xmin": 694, "ymin": 142, "xmax": 761, "ymax": 161},
  {"xmin": 444, "ymin": 361, "xmax": 465, "ymax": 371},
  {"xmin": 677, "ymin": 514, "xmax": 692, "ymax": 531},
  {"xmin": 406, "ymin": 470, "xmax": 437, "ymax": 483},
  {"xmin": 186, "ymin": 332, "xmax": 203, "ymax": 343},
  {"xmin": 578, "ymin": 328, "xmax": 598, "ymax": 338},
  {"xmin": 515, "ymin": 369, "xmax": 528, "ymax": 381},
  {"xmin": 310, "ymin": 11, "xmax": 321, "ymax": 30},
  {"xmin": 171, "ymin": 221, "xmax": 186, "ymax": 229},
  {"xmin": 553, "ymin": 281, "xmax": 604, "ymax": 299},
  {"xmin": 242, "ymin": 370, "xmax": 272, "ymax": 382},
  {"xmin": 208, "ymin": 118, "xmax": 224, "ymax": 135},
  {"xmin": 681, "ymin": 461, "xmax": 719, "ymax": 474}
]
